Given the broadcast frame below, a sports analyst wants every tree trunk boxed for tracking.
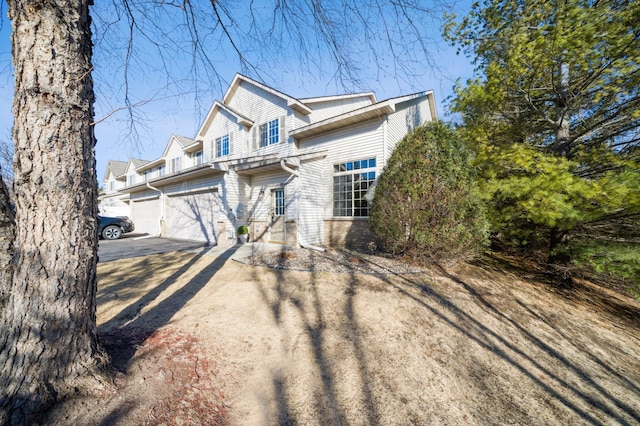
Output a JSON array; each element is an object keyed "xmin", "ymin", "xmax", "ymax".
[
  {"xmin": 0, "ymin": 1, "xmax": 113, "ymax": 423},
  {"xmin": 553, "ymin": 59, "xmax": 571, "ymax": 158}
]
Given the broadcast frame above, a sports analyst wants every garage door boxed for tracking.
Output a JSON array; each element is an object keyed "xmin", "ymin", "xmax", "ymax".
[
  {"xmin": 165, "ymin": 190, "xmax": 221, "ymax": 243},
  {"xmin": 131, "ymin": 197, "xmax": 161, "ymax": 235}
]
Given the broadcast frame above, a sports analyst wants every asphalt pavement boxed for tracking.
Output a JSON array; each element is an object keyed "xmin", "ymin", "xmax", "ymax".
[{"xmin": 97, "ymin": 233, "xmax": 289, "ymax": 263}]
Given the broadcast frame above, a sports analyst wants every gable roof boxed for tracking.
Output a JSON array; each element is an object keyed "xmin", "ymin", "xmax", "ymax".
[
  {"xmin": 223, "ymin": 74, "xmax": 312, "ymax": 115},
  {"xmin": 161, "ymin": 134, "xmax": 195, "ymax": 157},
  {"xmin": 196, "ymin": 100, "xmax": 255, "ymax": 139},
  {"xmin": 290, "ymin": 91, "xmax": 436, "ymax": 140},
  {"xmin": 123, "ymin": 158, "xmax": 150, "ymax": 176},
  {"xmin": 131, "ymin": 158, "xmax": 150, "ymax": 168},
  {"xmin": 104, "ymin": 160, "xmax": 128, "ymax": 181}
]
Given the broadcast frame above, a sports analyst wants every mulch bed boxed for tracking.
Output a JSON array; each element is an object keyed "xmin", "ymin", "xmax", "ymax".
[{"xmin": 239, "ymin": 247, "xmax": 429, "ymax": 275}]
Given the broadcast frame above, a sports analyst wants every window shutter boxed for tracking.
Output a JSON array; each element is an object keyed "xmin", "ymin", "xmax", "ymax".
[
  {"xmin": 252, "ymin": 126, "xmax": 257, "ymax": 151},
  {"xmin": 279, "ymin": 115, "xmax": 286, "ymax": 144},
  {"xmin": 229, "ymin": 132, "xmax": 234, "ymax": 155}
]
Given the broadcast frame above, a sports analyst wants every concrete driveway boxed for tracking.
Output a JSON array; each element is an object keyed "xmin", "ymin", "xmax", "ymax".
[{"xmin": 98, "ymin": 233, "xmax": 288, "ymax": 263}]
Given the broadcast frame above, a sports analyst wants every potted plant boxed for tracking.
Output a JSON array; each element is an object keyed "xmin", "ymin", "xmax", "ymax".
[{"xmin": 237, "ymin": 225, "xmax": 249, "ymax": 244}]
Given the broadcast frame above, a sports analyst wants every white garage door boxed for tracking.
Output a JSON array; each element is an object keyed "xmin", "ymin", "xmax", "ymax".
[
  {"xmin": 131, "ymin": 197, "xmax": 161, "ymax": 235},
  {"xmin": 165, "ymin": 190, "xmax": 221, "ymax": 243}
]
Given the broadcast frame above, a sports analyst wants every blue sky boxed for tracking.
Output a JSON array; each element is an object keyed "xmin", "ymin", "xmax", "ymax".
[{"xmin": 0, "ymin": 1, "xmax": 474, "ymax": 185}]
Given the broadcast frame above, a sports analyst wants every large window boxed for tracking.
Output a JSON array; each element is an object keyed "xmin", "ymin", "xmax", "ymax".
[
  {"xmin": 259, "ymin": 118, "xmax": 279, "ymax": 147},
  {"xmin": 216, "ymin": 134, "xmax": 229, "ymax": 157},
  {"xmin": 333, "ymin": 158, "xmax": 376, "ymax": 217},
  {"xmin": 158, "ymin": 165, "xmax": 166, "ymax": 177}
]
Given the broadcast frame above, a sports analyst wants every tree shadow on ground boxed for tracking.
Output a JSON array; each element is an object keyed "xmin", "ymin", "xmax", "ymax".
[
  {"xmin": 250, "ymin": 251, "xmax": 382, "ymax": 425},
  {"xmin": 98, "ymin": 245, "xmax": 240, "ymax": 370},
  {"xmin": 248, "ymin": 249, "xmax": 640, "ymax": 425},
  {"xmin": 433, "ymin": 263, "xmax": 640, "ymax": 424}
]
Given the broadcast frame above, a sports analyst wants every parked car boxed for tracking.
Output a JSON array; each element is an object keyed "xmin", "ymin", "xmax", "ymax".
[{"xmin": 98, "ymin": 215, "xmax": 135, "ymax": 240}]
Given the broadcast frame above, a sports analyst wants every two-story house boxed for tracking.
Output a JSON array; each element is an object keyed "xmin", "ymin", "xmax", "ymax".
[
  {"xmin": 101, "ymin": 73, "xmax": 437, "ymax": 248},
  {"xmin": 99, "ymin": 160, "xmax": 130, "ymax": 217}
]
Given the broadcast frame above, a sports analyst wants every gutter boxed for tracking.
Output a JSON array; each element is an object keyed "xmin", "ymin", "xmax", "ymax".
[
  {"xmin": 279, "ymin": 159, "xmax": 325, "ymax": 252},
  {"xmin": 146, "ymin": 182, "xmax": 164, "ymax": 237}
]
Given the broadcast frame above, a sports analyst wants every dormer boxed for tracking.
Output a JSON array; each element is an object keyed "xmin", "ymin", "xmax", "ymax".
[{"xmin": 184, "ymin": 138, "xmax": 205, "ymax": 167}]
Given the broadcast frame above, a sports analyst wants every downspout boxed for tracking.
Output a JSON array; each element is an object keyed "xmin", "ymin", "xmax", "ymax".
[
  {"xmin": 146, "ymin": 182, "xmax": 164, "ymax": 237},
  {"xmin": 280, "ymin": 159, "xmax": 325, "ymax": 252}
]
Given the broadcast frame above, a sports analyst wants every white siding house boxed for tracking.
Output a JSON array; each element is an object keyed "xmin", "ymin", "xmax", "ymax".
[
  {"xmin": 106, "ymin": 73, "xmax": 437, "ymax": 247},
  {"xmin": 99, "ymin": 160, "xmax": 130, "ymax": 217}
]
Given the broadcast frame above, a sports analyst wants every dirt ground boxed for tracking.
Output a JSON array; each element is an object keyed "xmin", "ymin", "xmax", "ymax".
[{"xmin": 44, "ymin": 246, "xmax": 640, "ymax": 425}]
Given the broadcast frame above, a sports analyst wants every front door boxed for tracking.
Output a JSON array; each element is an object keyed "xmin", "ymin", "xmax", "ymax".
[{"xmin": 269, "ymin": 188, "xmax": 286, "ymax": 243}]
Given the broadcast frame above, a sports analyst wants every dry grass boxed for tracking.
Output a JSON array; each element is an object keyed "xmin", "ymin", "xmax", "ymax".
[{"xmin": 43, "ymin": 249, "xmax": 640, "ymax": 425}]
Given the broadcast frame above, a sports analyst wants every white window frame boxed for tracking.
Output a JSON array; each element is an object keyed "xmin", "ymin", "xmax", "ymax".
[
  {"xmin": 273, "ymin": 188, "xmax": 285, "ymax": 216},
  {"xmin": 171, "ymin": 157, "xmax": 181, "ymax": 173},
  {"xmin": 193, "ymin": 150, "xmax": 204, "ymax": 165},
  {"xmin": 216, "ymin": 134, "xmax": 230, "ymax": 158},
  {"xmin": 259, "ymin": 119, "xmax": 279, "ymax": 147},
  {"xmin": 333, "ymin": 157, "xmax": 376, "ymax": 217}
]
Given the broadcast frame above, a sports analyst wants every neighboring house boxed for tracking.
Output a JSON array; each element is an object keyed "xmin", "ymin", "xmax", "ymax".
[
  {"xmin": 99, "ymin": 160, "xmax": 130, "ymax": 217},
  {"xmin": 103, "ymin": 73, "xmax": 437, "ymax": 247}
]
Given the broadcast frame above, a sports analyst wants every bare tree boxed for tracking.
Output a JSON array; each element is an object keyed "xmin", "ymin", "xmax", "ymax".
[
  {"xmin": 0, "ymin": 137, "xmax": 14, "ymax": 316},
  {"xmin": 0, "ymin": 0, "xmax": 451, "ymax": 422},
  {"xmin": 90, "ymin": 0, "xmax": 449, "ymax": 134},
  {"xmin": 0, "ymin": 136, "xmax": 14, "ymax": 202}
]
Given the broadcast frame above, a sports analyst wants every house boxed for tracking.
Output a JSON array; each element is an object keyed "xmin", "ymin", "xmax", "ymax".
[
  {"xmin": 100, "ymin": 73, "xmax": 437, "ymax": 248},
  {"xmin": 99, "ymin": 160, "xmax": 130, "ymax": 217}
]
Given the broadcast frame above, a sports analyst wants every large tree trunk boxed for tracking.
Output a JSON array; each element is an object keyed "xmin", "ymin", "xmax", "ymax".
[{"xmin": 0, "ymin": 1, "xmax": 113, "ymax": 423}]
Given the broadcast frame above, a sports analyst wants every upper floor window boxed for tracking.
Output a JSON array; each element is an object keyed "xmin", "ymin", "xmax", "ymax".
[
  {"xmin": 193, "ymin": 150, "xmax": 204, "ymax": 165},
  {"xmin": 158, "ymin": 165, "xmax": 166, "ymax": 177},
  {"xmin": 216, "ymin": 134, "xmax": 229, "ymax": 157},
  {"xmin": 333, "ymin": 158, "xmax": 376, "ymax": 217},
  {"xmin": 170, "ymin": 157, "xmax": 181, "ymax": 173},
  {"xmin": 143, "ymin": 170, "xmax": 150, "ymax": 181},
  {"xmin": 109, "ymin": 181, "xmax": 115, "ymax": 192},
  {"xmin": 128, "ymin": 174, "xmax": 136, "ymax": 186},
  {"xmin": 259, "ymin": 118, "xmax": 279, "ymax": 147}
]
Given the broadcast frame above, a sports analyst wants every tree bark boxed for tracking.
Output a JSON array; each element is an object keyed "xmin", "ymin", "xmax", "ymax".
[
  {"xmin": 0, "ymin": 1, "xmax": 113, "ymax": 423},
  {"xmin": 553, "ymin": 59, "xmax": 571, "ymax": 158}
]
